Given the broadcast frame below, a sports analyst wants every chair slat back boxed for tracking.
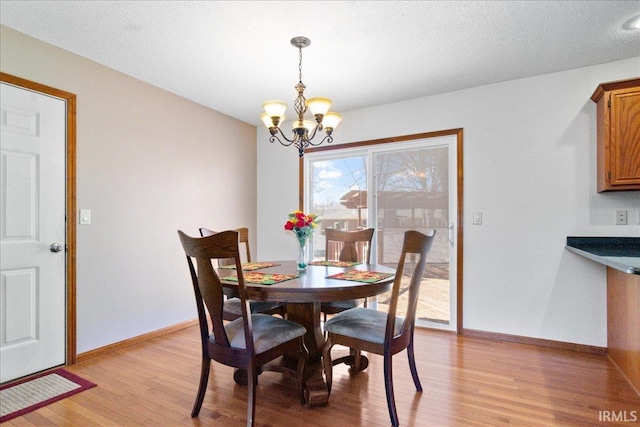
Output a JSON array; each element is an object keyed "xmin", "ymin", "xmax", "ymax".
[
  {"xmin": 178, "ymin": 230, "xmax": 254, "ymax": 353},
  {"xmin": 200, "ymin": 227, "xmax": 252, "ymax": 266},
  {"xmin": 324, "ymin": 228, "xmax": 374, "ymax": 264},
  {"xmin": 236, "ymin": 227, "xmax": 252, "ymax": 262},
  {"xmin": 385, "ymin": 230, "xmax": 436, "ymax": 342}
]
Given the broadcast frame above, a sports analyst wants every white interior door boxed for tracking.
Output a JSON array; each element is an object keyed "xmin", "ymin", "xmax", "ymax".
[{"xmin": 0, "ymin": 82, "xmax": 67, "ymax": 383}]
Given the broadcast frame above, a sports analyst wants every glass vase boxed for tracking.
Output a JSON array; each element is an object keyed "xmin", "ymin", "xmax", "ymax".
[{"xmin": 296, "ymin": 236, "xmax": 308, "ymax": 271}]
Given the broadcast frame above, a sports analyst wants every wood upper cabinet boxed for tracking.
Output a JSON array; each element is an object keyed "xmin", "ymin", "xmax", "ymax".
[{"xmin": 591, "ymin": 78, "xmax": 640, "ymax": 192}]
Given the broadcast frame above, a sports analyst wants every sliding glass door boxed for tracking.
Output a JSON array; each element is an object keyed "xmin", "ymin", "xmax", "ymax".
[{"xmin": 305, "ymin": 134, "xmax": 458, "ymax": 331}]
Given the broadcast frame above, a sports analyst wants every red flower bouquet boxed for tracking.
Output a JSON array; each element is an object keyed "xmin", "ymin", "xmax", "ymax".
[{"xmin": 284, "ymin": 210, "xmax": 319, "ymax": 270}]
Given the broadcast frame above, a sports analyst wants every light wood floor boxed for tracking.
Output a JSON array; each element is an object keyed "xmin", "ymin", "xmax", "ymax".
[
  {"xmin": 6, "ymin": 325, "xmax": 639, "ymax": 427},
  {"xmin": 378, "ymin": 277, "xmax": 450, "ymax": 324}
]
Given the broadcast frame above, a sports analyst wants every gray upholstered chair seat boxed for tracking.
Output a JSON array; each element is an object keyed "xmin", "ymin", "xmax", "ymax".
[
  {"xmin": 323, "ymin": 307, "xmax": 403, "ymax": 344},
  {"xmin": 224, "ymin": 298, "xmax": 284, "ymax": 317},
  {"xmin": 216, "ymin": 313, "xmax": 306, "ymax": 353}
]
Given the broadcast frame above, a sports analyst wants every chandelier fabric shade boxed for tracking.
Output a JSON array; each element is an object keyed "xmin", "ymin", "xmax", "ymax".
[{"xmin": 261, "ymin": 36, "xmax": 342, "ymax": 157}]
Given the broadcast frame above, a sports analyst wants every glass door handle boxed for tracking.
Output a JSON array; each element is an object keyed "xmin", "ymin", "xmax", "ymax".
[{"xmin": 448, "ymin": 223, "xmax": 454, "ymax": 245}]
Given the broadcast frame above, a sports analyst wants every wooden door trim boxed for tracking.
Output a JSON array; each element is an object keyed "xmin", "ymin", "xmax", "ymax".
[
  {"xmin": 302, "ymin": 128, "xmax": 464, "ymax": 333},
  {"xmin": 0, "ymin": 72, "xmax": 77, "ymax": 364}
]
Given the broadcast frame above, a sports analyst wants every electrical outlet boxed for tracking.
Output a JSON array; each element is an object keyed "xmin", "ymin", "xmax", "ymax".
[{"xmin": 615, "ymin": 209, "xmax": 627, "ymax": 225}]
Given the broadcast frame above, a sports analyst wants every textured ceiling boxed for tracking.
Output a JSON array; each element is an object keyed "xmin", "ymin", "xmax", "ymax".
[{"xmin": 1, "ymin": 1, "xmax": 639, "ymax": 126}]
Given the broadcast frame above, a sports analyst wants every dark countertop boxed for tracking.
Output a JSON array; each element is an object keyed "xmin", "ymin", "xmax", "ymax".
[{"xmin": 566, "ymin": 237, "xmax": 640, "ymax": 275}]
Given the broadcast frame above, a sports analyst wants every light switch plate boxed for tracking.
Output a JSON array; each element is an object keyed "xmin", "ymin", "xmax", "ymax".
[
  {"xmin": 473, "ymin": 212, "xmax": 482, "ymax": 225},
  {"xmin": 80, "ymin": 209, "xmax": 91, "ymax": 225}
]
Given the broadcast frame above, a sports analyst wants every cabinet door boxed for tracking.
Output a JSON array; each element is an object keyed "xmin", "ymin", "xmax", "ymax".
[{"xmin": 610, "ymin": 87, "xmax": 640, "ymax": 187}]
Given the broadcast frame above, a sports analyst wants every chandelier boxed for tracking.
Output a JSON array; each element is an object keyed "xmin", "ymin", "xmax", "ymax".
[{"xmin": 261, "ymin": 36, "xmax": 342, "ymax": 157}]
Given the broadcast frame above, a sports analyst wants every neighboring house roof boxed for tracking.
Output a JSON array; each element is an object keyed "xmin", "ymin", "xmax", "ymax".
[{"xmin": 339, "ymin": 190, "xmax": 449, "ymax": 209}]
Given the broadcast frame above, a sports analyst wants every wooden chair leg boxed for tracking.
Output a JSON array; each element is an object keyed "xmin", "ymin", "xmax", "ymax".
[
  {"xmin": 297, "ymin": 340, "xmax": 309, "ymax": 405},
  {"xmin": 191, "ymin": 357, "xmax": 210, "ymax": 417},
  {"xmin": 246, "ymin": 366, "xmax": 258, "ymax": 427},
  {"xmin": 352, "ymin": 348, "xmax": 362, "ymax": 373},
  {"xmin": 383, "ymin": 355, "xmax": 399, "ymax": 427},
  {"xmin": 323, "ymin": 337, "xmax": 334, "ymax": 395},
  {"xmin": 323, "ymin": 312, "xmax": 328, "ymax": 339},
  {"xmin": 407, "ymin": 331, "xmax": 422, "ymax": 391}
]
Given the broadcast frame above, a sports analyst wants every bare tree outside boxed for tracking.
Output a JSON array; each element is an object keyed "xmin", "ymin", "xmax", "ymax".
[{"xmin": 374, "ymin": 147, "xmax": 450, "ymax": 324}]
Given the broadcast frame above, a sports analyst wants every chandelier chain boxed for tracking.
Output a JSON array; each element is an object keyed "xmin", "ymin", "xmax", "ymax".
[{"xmin": 298, "ymin": 45, "xmax": 303, "ymax": 84}]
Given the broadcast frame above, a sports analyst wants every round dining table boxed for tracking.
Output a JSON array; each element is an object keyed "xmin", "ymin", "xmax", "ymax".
[{"xmin": 218, "ymin": 260, "xmax": 396, "ymax": 406}]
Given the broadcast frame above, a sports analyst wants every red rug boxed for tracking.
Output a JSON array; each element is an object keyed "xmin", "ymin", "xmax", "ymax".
[{"xmin": 0, "ymin": 368, "xmax": 97, "ymax": 422}]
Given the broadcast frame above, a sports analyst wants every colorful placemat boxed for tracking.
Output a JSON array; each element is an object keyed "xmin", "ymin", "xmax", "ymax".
[
  {"xmin": 219, "ymin": 262, "xmax": 281, "ymax": 271},
  {"xmin": 327, "ymin": 270, "xmax": 394, "ymax": 283},
  {"xmin": 308, "ymin": 260, "xmax": 361, "ymax": 268},
  {"xmin": 222, "ymin": 271, "xmax": 298, "ymax": 285}
]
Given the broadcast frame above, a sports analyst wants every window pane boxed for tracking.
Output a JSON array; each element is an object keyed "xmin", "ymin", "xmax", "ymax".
[
  {"xmin": 309, "ymin": 155, "xmax": 367, "ymax": 260},
  {"xmin": 375, "ymin": 146, "xmax": 450, "ymax": 324}
]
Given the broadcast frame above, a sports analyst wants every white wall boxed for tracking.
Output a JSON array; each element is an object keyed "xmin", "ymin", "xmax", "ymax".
[
  {"xmin": 2, "ymin": 23, "xmax": 637, "ymax": 352},
  {"xmin": 1, "ymin": 26, "xmax": 258, "ymax": 353},
  {"xmin": 257, "ymin": 57, "xmax": 640, "ymax": 347}
]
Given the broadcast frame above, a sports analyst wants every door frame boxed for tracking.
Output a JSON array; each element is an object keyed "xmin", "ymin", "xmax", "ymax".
[
  {"xmin": 301, "ymin": 129, "xmax": 464, "ymax": 333},
  {"xmin": 1, "ymin": 72, "xmax": 77, "ymax": 364}
]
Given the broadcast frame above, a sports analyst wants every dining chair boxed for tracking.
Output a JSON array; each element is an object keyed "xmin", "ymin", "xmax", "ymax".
[
  {"xmin": 320, "ymin": 227, "xmax": 375, "ymax": 321},
  {"xmin": 322, "ymin": 229, "xmax": 436, "ymax": 427},
  {"xmin": 199, "ymin": 227, "xmax": 286, "ymax": 320},
  {"xmin": 200, "ymin": 227, "xmax": 252, "ymax": 267},
  {"xmin": 178, "ymin": 229, "xmax": 308, "ymax": 427}
]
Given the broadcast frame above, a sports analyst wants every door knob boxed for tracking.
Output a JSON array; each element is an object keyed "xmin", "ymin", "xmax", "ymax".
[{"xmin": 50, "ymin": 243, "xmax": 64, "ymax": 253}]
